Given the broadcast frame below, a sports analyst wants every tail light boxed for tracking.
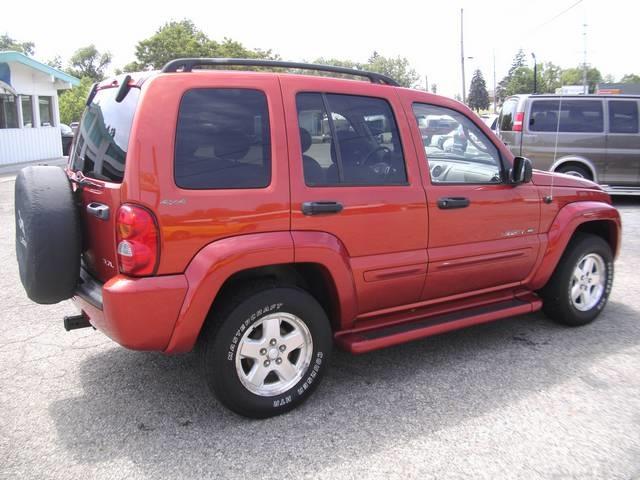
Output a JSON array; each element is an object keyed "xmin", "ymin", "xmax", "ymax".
[
  {"xmin": 116, "ymin": 204, "xmax": 159, "ymax": 276},
  {"xmin": 513, "ymin": 112, "xmax": 525, "ymax": 132}
]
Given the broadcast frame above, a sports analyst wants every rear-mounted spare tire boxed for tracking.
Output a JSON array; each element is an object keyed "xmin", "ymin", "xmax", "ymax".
[{"xmin": 15, "ymin": 166, "xmax": 81, "ymax": 304}]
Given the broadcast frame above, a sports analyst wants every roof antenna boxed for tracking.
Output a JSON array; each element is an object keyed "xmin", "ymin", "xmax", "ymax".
[{"xmin": 544, "ymin": 96, "xmax": 563, "ymax": 204}]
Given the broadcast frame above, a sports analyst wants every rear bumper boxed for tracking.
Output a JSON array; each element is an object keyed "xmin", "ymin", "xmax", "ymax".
[{"xmin": 73, "ymin": 269, "xmax": 188, "ymax": 351}]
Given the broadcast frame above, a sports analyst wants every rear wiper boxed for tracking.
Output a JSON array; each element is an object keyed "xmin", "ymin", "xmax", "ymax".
[{"xmin": 115, "ymin": 75, "xmax": 132, "ymax": 103}]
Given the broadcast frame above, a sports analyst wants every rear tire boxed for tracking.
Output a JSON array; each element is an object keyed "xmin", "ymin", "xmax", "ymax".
[
  {"xmin": 202, "ymin": 285, "xmax": 332, "ymax": 418},
  {"xmin": 539, "ymin": 233, "xmax": 613, "ymax": 326},
  {"xmin": 14, "ymin": 166, "xmax": 81, "ymax": 304}
]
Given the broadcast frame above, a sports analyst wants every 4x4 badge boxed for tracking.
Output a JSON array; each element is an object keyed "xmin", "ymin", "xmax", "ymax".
[{"xmin": 160, "ymin": 198, "xmax": 186, "ymax": 206}]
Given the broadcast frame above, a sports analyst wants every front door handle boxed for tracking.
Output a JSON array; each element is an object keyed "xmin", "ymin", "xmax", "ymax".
[
  {"xmin": 301, "ymin": 201, "xmax": 343, "ymax": 215},
  {"xmin": 437, "ymin": 197, "xmax": 470, "ymax": 209},
  {"xmin": 86, "ymin": 202, "xmax": 110, "ymax": 220}
]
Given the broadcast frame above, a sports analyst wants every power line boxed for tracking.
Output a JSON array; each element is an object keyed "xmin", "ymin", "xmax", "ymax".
[{"xmin": 526, "ymin": 0, "xmax": 584, "ymax": 35}]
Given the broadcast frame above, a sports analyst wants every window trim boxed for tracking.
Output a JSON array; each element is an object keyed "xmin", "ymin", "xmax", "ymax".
[
  {"xmin": 173, "ymin": 87, "xmax": 273, "ymax": 191},
  {"xmin": 412, "ymin": 101, "xmax": 508, "ymax": 185},
  {"xmin": 297, "ymin": 91, "xmax": 410, "ymax": 188}
]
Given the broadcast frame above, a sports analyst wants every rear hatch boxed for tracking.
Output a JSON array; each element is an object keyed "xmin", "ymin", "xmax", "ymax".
[{"xmin": 68, "ymin": 80, "xmax": 140, "ymax": 283}]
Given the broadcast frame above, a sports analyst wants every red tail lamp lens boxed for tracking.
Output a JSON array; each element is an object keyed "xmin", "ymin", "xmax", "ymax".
[
  {"xmin": 513, "ymin": 112, "xmax": 525, "ymax": 132},
  {"xmin": 116, "ymin": 204, "xmax": 158, "ymax": 276}
]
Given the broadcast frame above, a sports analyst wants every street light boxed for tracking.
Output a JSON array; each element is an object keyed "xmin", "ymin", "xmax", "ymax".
[{"xmin": 531, "ymin": 52, "xmax": 537, "ymax": 94}]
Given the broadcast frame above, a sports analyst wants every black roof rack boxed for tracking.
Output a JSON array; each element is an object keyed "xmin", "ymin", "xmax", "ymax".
[{"xmin": 160, "ymin": 58, "xmax": 400, "ymax": 86}]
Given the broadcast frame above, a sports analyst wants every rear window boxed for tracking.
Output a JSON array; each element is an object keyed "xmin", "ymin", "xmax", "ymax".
[
  {"xmin": 499, "ymin": 98, "xmax": 518, "ymax": 132},
  {"xmin": 174, "ymin": 89, "xmax": 271, "ymax": 189},
  {"xmin": 70, "ymin": 86, "xmax": 140, "ymax": 183},
  {"xmin": 609, "ymin": 100, "xmax": 639, "ymax": 134},
  {"xmin": 529, "ymin": 99, "xmax": 604, "ymax": 133}
]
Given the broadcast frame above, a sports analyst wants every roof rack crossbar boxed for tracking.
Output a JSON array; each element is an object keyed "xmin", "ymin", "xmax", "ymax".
[{"xmin": 160, "ymin": 58, "xmax": 400, "ymax": 86}]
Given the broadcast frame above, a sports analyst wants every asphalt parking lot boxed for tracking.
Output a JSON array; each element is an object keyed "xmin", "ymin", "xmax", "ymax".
[{"xmin": 1, "ymin": 173, "xmax": 639, "ymax": 480}]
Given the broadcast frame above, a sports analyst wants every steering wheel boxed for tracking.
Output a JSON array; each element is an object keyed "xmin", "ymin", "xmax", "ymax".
[{"xmin": 362, "ymin": 146, "xmax": 391, "ymax": 165}]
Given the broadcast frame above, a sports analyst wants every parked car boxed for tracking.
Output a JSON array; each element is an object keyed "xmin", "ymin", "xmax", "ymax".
[
  {"xmin": 14, "ymin": 60, "xmax": 621, "ymax": 418},
  {"xmin": 60, "ymin": 123, "xmax": 74, "ymax": 156},
  {"xmin": 498, "ymin": 94, "xmax": 640, "ymax": 194},
  {"xmin": 481, "ymin": 113, "xmax": 498, "ymax": 131}
]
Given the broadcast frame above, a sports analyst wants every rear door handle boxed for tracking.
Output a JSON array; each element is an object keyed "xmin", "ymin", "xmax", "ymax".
[
  {"xmin": 437, "ymin": 197, "xmax": 470, "ymax": 209},
  {"xmin": 86, "ymin": 202, "xmax": 110, "ymax": 220},
  {"xmin": 301, "ymin": 201, "xmax": 343, "ymax": 215}
]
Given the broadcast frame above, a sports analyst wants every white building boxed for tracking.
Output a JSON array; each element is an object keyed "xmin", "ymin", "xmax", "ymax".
[{"xmin": 0, "ymin": 51, "xmax": 79, "ymax": 165}]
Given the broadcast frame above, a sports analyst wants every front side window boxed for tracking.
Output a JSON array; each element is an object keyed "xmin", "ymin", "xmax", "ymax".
[
  {"xmin": 609, "ymin": 100, "xmax": 639, "ymax": 134},
  {"xmin": 296, "ymin": 93, "xmax": 407, "ymax": 186},
  {"xmin": 0, "ymin": 94, "xmax": 18, "ymax": 129},
  {"xmin": 413, "ymin": 103, "xmax": 502, "ymax": 184},
  {"xmin": 20, "ymin": 95, "xmax": 33, "ymax": 127},
  {"xmin": 529, "ymin": 100, "xmax": 604, "ymax": 133},
  {"xmin": 38, "ymin": 96, "xmax": 54, "ymax": 126},
  {"xmin": 175, "ymin": 89, "xmax": 271, "ymax": 189}
]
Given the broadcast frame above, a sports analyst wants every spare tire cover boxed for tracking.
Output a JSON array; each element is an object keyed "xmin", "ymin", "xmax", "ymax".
[{"xmin": 15, "ymin": 166, "xmax": 81, "ymax": 304}]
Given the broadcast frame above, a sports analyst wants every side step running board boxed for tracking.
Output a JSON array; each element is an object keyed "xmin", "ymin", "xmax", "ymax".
[{"xmin": 335, "ymin": 294, "xmax": 542, "ymax": 354}]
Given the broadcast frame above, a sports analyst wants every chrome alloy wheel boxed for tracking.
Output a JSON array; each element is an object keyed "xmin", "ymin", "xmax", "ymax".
[
  {"xmin": 235, "ymin": 312, "xmax": 313, "ymax": 397},
  {"xmin": 570, "ymin": 253, "xmax": 606, "ymax": 312}
]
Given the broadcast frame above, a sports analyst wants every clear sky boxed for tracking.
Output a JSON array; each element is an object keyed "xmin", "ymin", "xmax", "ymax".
[{"xmin": 2, "ymin": 0, "xmax": 637, "ymax": 97}]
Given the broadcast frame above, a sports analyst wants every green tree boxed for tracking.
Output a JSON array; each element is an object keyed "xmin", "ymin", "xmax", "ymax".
[
  {"xmin": 310, "ymin": 52, "xmax": 419, "ymax": 88},
  {"xmin": 620, "ymin": 73, "xmax": 640, "ymax": 83},
  {"xmin": 46, "ymin": 56, "xmax": 63, "ymax": 70},
  {"xmin": 68, "ymin": 45, "xmax": 112, "ymax": 81},
  {"xmin": 122, "ymin": 19, "xmax": 275, "ymax": 71},
  {"xmin": 58, "ymin": 76, "xmax": 93, "ymax": 125},
  {"xmin": 503, "ymin": 67, "xmax": 535, "ymax": 96},
  {"xmin": 0, "ymin": 33, "xmax": 34, "ymax": 55},
  {"xmin": 496, "ymin": 49, "xmax": 528, "ymax": 103},
  {"xmin": 365, "ymin": 51, "xmax": 419, "ymax": 88},
  {"xmin": 540, "ymin": 62, "xmax": 562, "ymax": 93},
  {"xmin": 560, "ymin": 66, "xmax": 602, "ymax": 93},
  {"xmin": 467, "ymin": 69, "xmax": 490, "ymax": 112}
]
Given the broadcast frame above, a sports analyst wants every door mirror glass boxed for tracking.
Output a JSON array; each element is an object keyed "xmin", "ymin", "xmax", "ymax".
[{"xmin": 511, "ymin": 156, "xmax": 533, "ymax": 184}]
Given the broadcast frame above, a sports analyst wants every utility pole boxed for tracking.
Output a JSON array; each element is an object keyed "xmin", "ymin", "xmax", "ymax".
[
  {"xmin": 460, "ymin": 8, "xmax": 466, "ymax": 103},
  {"xmin": 493, "ymin": 50, "xmax": 497, "ymax": 113},
  {"xmin": 425, "ymin": 74, "xmax": 428, "ymax": 92},
  {"xmin": 582, "ymin": 22, "xmax": 588, "ymax": 93}
]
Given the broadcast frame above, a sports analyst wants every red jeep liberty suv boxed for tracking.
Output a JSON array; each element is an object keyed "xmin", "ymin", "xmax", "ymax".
[{"xmin": 14, "ymin": 59, "xmax": 621, "ymax": 418}]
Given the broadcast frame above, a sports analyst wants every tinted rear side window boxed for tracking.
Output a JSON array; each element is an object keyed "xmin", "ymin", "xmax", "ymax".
[
  {"xmin": 529, "ymin": 100, "xmax": 603, "ymax": 133},
  {"xmin": 499, "ymin": 98, "xmax": 518, "ymax": 131},
  {"xmin": 296, "ymin": 92, "xmax": 407, "ymax": 186},
  {"xmin": 175, "ymin": 89, "xmax": 271, "ymax": 189},
  {"xmin": 609, "ymin": 100, "xmax": 639, "ymax": 134},
  {"xmin": 71, "ymin": 86, "xmax": 140, "ymax": 182}
]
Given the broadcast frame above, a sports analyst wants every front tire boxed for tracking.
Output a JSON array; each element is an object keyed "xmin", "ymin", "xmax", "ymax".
[
  {"xmin": 202, "ymin": 286, "xmax": 332, "ymax": 418},
  {"xmin": 540, "ymin": 233, "xmax": 613, "ymax": 326},
  {"xmin": 556, "ymin": 164, "xmax": 591, "ymax": 180}
]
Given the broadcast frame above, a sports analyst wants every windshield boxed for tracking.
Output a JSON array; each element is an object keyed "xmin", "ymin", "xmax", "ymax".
[{"xmin": 70, "ymin": 86, "xmax": 140, "ymax": 183}]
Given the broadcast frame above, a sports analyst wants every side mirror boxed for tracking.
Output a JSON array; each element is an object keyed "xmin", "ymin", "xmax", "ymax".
[{"xmin": 511, "ymin": 156, "xmax": 533, "ymax": 184}]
